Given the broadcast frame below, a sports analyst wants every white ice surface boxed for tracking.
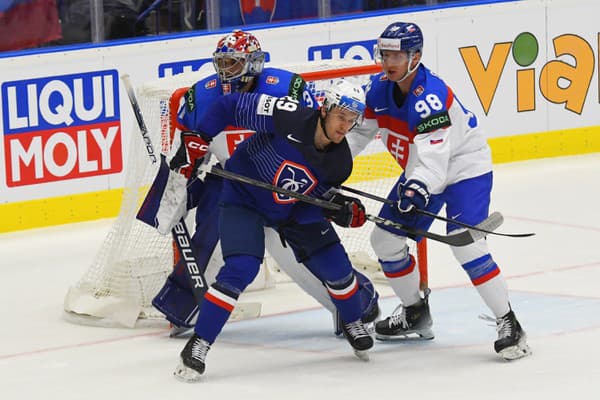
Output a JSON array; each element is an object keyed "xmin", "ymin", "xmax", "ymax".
[{"xmin": 1, "ymin": 154, "xmax": 599, "ymax": 400}]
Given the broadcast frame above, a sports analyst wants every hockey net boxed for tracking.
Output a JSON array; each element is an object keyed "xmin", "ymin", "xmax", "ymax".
[{"xmin": 63, "ymin": 60, "xmax": 427, "ymax": 328}]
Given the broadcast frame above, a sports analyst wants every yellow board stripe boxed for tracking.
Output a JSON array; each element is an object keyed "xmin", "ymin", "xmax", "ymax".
[
  {"xmin": 489, "ymin": 125, "xmax": 600, "ymax": 164},
  {"xmin": 1, "ymin": 125, "xmax": 599, "ymax": 233},
  {"xmin": 0, "ymin": 189, "xmax": 123, "ymax": 233}
]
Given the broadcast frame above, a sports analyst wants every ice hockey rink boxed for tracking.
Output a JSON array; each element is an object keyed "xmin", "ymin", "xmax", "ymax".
[{"xmin": 1, "ymin": 153, "xmax": 599, "ymax": 400}]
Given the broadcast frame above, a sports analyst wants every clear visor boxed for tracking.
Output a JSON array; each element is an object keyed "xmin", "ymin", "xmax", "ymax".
[{"xmin": 329, "ymin": 96, "xmax": 365, "ymax": 126}]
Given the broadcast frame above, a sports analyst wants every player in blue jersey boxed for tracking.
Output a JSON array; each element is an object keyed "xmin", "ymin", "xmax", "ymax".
[
  {"xmin": 169, "ymin": 80, "xmax": 374, "ymax": 381},
  {"xmin": 347, "ymin": 22, "xmax": 531, "ymax": 360},
  {"xmin": 137, "ymin": 30, "xmax": 379, "ymax": 338}
]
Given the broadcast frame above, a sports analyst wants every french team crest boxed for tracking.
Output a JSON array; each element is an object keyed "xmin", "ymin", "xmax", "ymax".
[{"xmin": 272, "ymin": 160, "xmax": 317, "ymax": 204}]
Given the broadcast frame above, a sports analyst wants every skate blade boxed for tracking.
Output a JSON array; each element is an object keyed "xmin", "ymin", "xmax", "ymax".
[
  {"xmin": 173, "ymin": 360, "xmax": 203, "ymax": 382},
  {"xmin": 354, "ymin": 349, "xmax": 370, "ymax": 362},
  {"xmin": 375, "ymin": 328, "xmax": 434, "ymax": 341},
  {"xmin": 499, "ymin": 341, "xmax": 532, "ymax": 361},
  {"xmin": 169, "ymin": 326, "xmax": 193, "ymax": 338}
]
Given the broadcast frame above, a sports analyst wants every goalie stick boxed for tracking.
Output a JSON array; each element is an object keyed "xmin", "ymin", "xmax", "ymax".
[
  {"xmin": 121, "ymin": 74, "xmax": 208, "ymax": 300},
  {"xmin": 205, "ymin": 166, "xmax": 499, "ymax": 247},
  {"xmin": 339, "ymin": 185, "xmax": 535, "ymax": 239}
]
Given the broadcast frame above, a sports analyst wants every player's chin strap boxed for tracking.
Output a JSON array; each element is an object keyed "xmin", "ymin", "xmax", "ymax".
[
  {"xmin": 319, "ymin": 109, "xmax": 333, "ymax": 142},
  {"xmin": 393, "ymin": 52, "xmax": 421, "ymax": 83}
]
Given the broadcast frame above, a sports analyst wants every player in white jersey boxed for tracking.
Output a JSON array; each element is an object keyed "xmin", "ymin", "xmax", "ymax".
[
  {"xmin": 347, "ymin": 22, "xmax": 531, "ymax": 360},
  {"xmin": 172, "ymin": 80, "xmax": 374, "ymax": 381},
  {"xmin": 137, "ymin": 30, "xmax": 379, "ymax": 337}
]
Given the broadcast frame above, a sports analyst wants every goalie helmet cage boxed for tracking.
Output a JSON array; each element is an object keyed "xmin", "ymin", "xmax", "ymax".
[{"xmin": 63, "ymin": 60, "xmax": 428, "ymax": 328}]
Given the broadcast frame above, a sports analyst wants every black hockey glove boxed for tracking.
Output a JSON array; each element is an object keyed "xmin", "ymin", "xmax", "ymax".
[
  {"xmin": 324, "ymin": 193, "xmax": 366, "ymax": 228},
  {"xmin": 168, "ymin": 132, "xmax": 210, "ymax": 179}
]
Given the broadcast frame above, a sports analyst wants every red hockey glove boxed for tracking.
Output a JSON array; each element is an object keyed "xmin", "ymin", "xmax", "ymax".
[
  {"xmin": 168, "ymin": 132, "xmax": 210, "ymax": 179},
  {"xmin": 324, "ymin": 193, "xmax": 366, "ymax": 228}
]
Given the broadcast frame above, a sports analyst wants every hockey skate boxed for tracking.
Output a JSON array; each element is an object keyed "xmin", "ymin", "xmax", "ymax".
[
  {"xmin": 174, "ymin": 334, "xmax": 211, "ymax": 382},
  {"xmin": 493, "ymin": 310, "xmax": 531, "ymax": 360},
  {"xmin": 342, "ymin": 319, "xmax": 374, "ymax": 361},
  {"xmin": 334, "ymin": 302, "xmax": 380, "ymax": 337},
  {"xmin": 375, "ymin": 290, "xmax": 434, "ymax": 341}
]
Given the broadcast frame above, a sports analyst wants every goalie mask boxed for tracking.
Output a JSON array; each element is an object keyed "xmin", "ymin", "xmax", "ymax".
[
  {"xmin": 374, "ymin": 22, "xmax": 424, "ymax": 82},
  {"xmin": 212, "ymin": 30, "xmax": 266, "ymax": 94}
]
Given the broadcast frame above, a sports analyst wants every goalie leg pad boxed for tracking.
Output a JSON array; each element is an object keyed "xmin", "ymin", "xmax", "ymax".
[{"xmin": 153, "ymin": 272, "xmax": 199, "ymax": 328}]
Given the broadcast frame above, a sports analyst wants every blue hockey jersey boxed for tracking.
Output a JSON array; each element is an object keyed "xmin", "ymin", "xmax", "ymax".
[
  {"xmin": 177, "ymin": 67, "xmax": 316, "ymax": 165},
  {"xmin": 196, "ymin": 92, "xmax": 353, "ymax": 225}
]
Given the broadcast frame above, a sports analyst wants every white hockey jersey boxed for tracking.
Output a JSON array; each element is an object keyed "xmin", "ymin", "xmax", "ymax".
[{"xmin": 348, "ymin": 64, "xmax": 492, "ymax": 194}]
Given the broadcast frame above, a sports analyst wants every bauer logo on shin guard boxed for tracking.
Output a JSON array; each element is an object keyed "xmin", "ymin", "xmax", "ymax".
[{"xmin": 173, "ymin": 222, "xmax": 205, "ymax": 289}]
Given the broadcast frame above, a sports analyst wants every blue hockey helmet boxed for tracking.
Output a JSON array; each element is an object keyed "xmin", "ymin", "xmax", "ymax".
[
  {"xmin": 376, "ymin": 22, "xmax": 423, "ymax": 56},
  {"xmin": 375, "ymin": 22, "xmax": 424, "ymax": 82}
]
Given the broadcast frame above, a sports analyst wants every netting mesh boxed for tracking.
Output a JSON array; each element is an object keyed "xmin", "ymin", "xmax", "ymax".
[{"xmin": 64, "ymin": 60, "xmax": 411, "ymax": 327}]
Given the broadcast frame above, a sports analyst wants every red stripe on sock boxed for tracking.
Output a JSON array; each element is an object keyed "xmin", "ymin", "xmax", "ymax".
[
  {"xmin": 472, "ymin": 267, "xmax": 500, "ymax": 286},
  {"xmin": 204, "ymin": 292, "xmax": 235, "ymax": 312},
  {"xmin": 384, "ymin": 256, "xmax": 416, "ymax": 278},
  {"xmin": 328, "ymin": 280, "xmax": 359, "ymax": 300}
]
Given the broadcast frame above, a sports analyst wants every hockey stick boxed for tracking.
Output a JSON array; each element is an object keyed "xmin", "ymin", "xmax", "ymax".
[
  {"xmin": 121, "ymin": 74, "xmax": 208, "ymax": 299},
  {"xmin": 206, "ymin": 166, "xmax": 493, "ymax": 247},
  {"xmin": 339, "ymin": 185, "xmax": 534, "ymax": 239}
]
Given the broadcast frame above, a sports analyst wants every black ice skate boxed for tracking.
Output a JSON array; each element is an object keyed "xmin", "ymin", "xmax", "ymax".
[
  {"xmin": 375, "ymin": 290, "xmax": 434, "ymax": 341},
  {"xmin": 342, "ymin": 319, "xmax": 374, "ymax": 361},
  {"xmin": 334, "ymin": 302, "xmax": 381, "ymax": 337},
  {"xmin": 174, "ymin": 334, "xmax": 211, "ymax": 382},
  {"xmin": 493, "ymin": 309, "xmax": 531, "ymax": 360}
]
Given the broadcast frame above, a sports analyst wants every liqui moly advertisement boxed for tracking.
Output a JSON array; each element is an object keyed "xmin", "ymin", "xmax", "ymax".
[{"xmin": 2, "ymin": 70, "xmax": 123, "ymax": 188}]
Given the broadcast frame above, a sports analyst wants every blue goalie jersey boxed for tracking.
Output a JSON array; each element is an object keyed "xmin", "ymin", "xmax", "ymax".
[{"xmin": 177, "ymin": 67, "xmax": 316, "ymax": 165}]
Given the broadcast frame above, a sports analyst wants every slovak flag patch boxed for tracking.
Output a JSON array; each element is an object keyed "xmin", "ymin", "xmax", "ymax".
[
  {"xmin": 205, "ymin": 79, "xmax": 217, "ymax": 89},
  {"xmin": 266, "ymin": 76, "xmax": 279, "ymax": 84},
  {"xmin": 430, "ymin": 138, "xmax": 444, "ymax": 145},
  {"xmin": 272, "ymin": 160, "xmax": 317, "ymax": 204}
]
